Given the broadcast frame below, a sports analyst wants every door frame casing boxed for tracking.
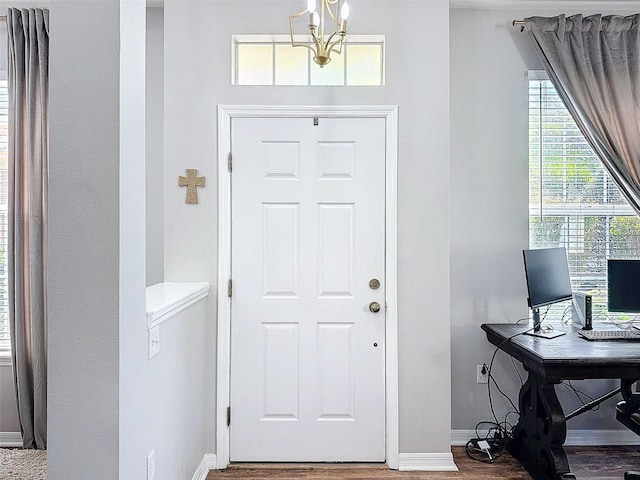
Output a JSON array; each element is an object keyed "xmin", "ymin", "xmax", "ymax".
[{"xmin": 216, "ymin": 105, "xmax": 399, "ymax": 469}]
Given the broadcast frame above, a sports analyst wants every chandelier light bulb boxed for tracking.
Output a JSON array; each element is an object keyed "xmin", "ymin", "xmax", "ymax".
[
  {"xmin": 307, "ymin": 0, "xmax": 316, "ymax": 13},
  {"xmin": 341, "ymin": 0, "xmax": 350, "ymax": 20},
  {"xmin": 339, "ymin": 0, "xmax": 349, "ymax": 32}
]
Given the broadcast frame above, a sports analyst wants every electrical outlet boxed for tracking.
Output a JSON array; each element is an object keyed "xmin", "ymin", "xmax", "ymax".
[
  {"xmin": 477, "ymin": 364, "xmax": 488, "ymax": 384},
  {"xmin": 149, "ymin": 326, "xmax": 160, "ymax": 359},
  {"xmin": 147, "ymin": 450, "xmax": 155, "ymax": 480}
]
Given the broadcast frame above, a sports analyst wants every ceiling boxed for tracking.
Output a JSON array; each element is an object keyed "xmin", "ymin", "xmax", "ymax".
[{"xmin": 148, "ymin": 0, "xmax": 640, "ymax": 10}]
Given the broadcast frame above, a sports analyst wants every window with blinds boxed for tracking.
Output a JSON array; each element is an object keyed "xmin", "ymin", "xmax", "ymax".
[
  {"xmin": 0, "ymin": 79, "xmax": 8, "ymax": 352},
  {"xmin": 529, "ymin": 77, "xmax": 640, "ymax": 321}
]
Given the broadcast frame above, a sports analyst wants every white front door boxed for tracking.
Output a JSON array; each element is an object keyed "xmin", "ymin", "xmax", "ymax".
[{"xmin": 229, "ymin": 116, "xmax": 386, "ymax": 462}]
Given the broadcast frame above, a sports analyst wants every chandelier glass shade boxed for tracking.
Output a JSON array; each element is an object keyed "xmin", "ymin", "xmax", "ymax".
[{"xmin": 289, "ymin": 0, "xmax": 350, "ymax": 67}]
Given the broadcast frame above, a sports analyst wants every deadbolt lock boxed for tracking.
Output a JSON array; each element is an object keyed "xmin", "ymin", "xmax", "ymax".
[
  {"xmin": 369, "ymin": 279, "xmax": 380, "ymax": 290},
  {"xmin": 369, "ymin": 301, "xmax": 381, "ymax": 313}
]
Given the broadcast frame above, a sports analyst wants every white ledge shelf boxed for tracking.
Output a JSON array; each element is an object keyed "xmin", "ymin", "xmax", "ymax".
[{"xmin": 146, "ymin": 282, "xmax": 210, "ymax": 329}]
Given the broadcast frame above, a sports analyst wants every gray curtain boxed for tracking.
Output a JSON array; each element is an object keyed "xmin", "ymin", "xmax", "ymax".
[
  {"xmin": 7, "ymin": 7, "xmax": 49, "ymax": 450},
  {"xmin": 524, "ymin": 14, "xmax": 640, "ymax": 214}
]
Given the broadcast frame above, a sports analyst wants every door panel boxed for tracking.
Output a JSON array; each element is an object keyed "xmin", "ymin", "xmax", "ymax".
[{"xmin": 230, "ymin": 117, "xmax": 386, "ymax": 462}]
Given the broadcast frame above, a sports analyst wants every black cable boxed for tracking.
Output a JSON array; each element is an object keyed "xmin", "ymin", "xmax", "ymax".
[
  {"xmin": 464, "ymin": 440, "xmax": 496, "ymax": 463},
  {"xmin": 540, "ymin": 305, "xmax": 551, "ymax": 323},
  {"xmin": 488, "ymin": 366, "xmax": 519, "ymax": 413},
  {"xmin": 464, "ymin": 420, "xmax": 512, "ymax": 464},
  {"xmin": 562, "ymin": 379, "xmax": 597, "ymax": 409},
  {"xmin": 486, "ymin": 325, "xmax": 533, "ymax": 426},
  {"xmin": 510, "ymin": 356, "xmax": 524, "ymax": 386},
  {"xmin": 466, "ymin": 321, "xmax": 537, "ymax": 464}
]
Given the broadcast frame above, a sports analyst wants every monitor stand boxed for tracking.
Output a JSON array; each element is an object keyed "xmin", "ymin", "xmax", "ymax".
[{"xmin": 525, "ymin": 307, "xmax": 566, "ymax": 339}]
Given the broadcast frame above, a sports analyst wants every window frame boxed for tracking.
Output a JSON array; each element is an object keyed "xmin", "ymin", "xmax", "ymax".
[
  {"xmin": 231, "ymin": 34, "xmax": 385, "ymax": 86},
  {"xmin": 0, "ymin": 71, "xmax": 9, "ymax": 356},
  {"xmin": 527, "ymin": 71, "xmax": 640, "ymax": 322}
]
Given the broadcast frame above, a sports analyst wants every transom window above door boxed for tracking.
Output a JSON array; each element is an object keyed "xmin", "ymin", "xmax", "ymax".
[{"xmin": 232, "ymin": 35, "xmax": 385, "ymax": 86}]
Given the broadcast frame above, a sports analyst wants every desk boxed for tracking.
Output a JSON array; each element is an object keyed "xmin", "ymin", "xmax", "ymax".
[{"xmin": 481, "ymin": 323, "xmax": 640, "ymax": 480}]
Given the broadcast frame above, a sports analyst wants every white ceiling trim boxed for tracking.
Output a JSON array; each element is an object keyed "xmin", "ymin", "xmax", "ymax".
[{"xmin": 450, "ymin": 0, "xmax": 640, "ymax": 10}]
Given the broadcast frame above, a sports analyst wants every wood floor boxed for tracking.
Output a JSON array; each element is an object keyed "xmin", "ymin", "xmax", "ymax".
[{"xmin": 207, "ymin": 446, "xmax": 640, "ymax": 479}]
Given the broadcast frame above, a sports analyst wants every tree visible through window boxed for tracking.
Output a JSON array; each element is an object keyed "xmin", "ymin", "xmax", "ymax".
[{"xmin": 529, "ymin": 78, "xmax": 640, "ymax": 321}]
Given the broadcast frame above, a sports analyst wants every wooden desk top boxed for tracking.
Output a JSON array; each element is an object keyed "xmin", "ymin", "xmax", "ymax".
[{"xmin": 482, "ymin": 323, "xmax": 640, "ymax": 382}]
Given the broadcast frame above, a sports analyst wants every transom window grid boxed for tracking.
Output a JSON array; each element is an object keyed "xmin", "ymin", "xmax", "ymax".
[
  {"xmin": 528, "ymin": 78, "xmax": 640, "ymax": 323},
  {"xmin": 233, "ymin": 35, "xmax": 385, "ymax": 86}
]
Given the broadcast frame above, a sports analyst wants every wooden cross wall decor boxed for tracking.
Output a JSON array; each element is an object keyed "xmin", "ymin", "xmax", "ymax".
[{"xmin": 179, "ymin": 169, "xmax": 206, "ymax": 204}]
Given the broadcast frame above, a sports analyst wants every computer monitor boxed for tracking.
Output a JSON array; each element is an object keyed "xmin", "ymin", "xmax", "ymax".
[
  {"xmin": 523, "ymin": 247, "xmax": 573, "ymax": 336},
  {"xmin": 608, "ymin": 259, "xmax": 640, "ymax": 313}
]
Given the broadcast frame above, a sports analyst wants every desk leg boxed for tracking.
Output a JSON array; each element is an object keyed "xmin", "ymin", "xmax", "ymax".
[{"xmin": 509, "ymin": 370, "xmax": 575, "ymax": 480}]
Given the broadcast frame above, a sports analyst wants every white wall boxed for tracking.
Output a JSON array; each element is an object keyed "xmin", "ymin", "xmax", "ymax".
[
  {"xmin": 118, "ymin": 1, "xmax": 150, "ymax": 478},
  {"xmin": 163, "ymin": 0, "xmax": 451, "ymax": 456},
  {"xmin": 142, "ymin": 299, "xmax": 214, "ymax": 479},
  {"xmin": 449, "ymin": 6, "xmax": 639, "ymax": 435}
]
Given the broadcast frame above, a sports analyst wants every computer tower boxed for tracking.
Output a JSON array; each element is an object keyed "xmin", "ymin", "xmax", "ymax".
[{"xmin": 571, "ymin": 293, "xmax": 592, "ymax": 330}]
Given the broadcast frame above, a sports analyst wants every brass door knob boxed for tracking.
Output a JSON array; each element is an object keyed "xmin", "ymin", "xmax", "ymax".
[{"xmin": 369, "ymin": 301, "xmax": 381, "ymax": 313}]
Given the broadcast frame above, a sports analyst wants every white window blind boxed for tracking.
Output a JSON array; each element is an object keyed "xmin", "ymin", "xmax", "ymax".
[
  {"xmin": 0, "ymin": 79, "xmax": 8, "ymax": 351},
  {"xmin": 528, "ymin": 78, "xmax": 640, "ymax": 321}
]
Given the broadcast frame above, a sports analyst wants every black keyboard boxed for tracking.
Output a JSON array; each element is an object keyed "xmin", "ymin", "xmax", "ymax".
[{"xmin": 579, "ymin": 329, "xmax": 640, "ymax": 341}]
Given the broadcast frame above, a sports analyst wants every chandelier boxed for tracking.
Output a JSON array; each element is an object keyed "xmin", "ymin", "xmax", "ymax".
[{"xmin": 289, "ymin": 0, "xmax": 350, "ymax": 67}]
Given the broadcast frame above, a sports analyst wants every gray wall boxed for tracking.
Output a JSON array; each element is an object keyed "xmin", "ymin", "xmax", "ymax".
[
  {"xmin": 449, "ymin": 6, "xmax": 638, "ymax": 435},
  {"xmin": 48, "ymin": 1, "xmax": 122, "ymax": 477},
  {"xmin": 0, "ymin": 362, "xmax": 19, "ymax": 435},
  {"xmin": 146, "ymin": 7, "xmax": 164, "ymax": 287},
  {"xmin": 163, "ymin": 0, "xmax": 452, "ymax": 455}
]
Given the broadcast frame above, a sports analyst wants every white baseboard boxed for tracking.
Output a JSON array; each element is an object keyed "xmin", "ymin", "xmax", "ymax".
[
  {"xmin": 398, "ymin": 452, "xmax": 459, "ymax": 471},
  {"xmin": 452, "ymin": 429, "xmax": 640, "ymax": 446},
  {"xmin": 565, "ymin": 429, "xmax": 640, "ymax": 446},
  {"xmin": 0, "ymin": 432, "xmax": 22, "ymax": 447},
  {"xmin": 191, "ymin": 453, "xmax": 217, "ymax": 480}
]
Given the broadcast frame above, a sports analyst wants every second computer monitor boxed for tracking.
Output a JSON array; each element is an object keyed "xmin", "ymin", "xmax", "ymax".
[{"xmin": 608, "ymin": 259, "xmax": 640, "ymax": 313}]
